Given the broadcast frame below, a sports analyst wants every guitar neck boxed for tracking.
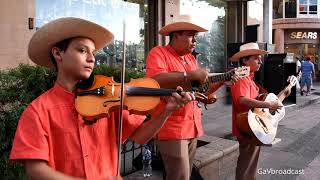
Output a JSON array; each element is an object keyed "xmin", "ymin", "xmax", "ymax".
[
  {"xmin": 208, "ymin": 71, "xmax": 234, "ymax": 83},
  {"xmin": 278, "ymin": 84, "xmax": 293, "ymax": 102}
]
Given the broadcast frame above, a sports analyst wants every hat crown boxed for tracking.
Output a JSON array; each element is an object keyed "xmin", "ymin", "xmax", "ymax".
[
  {"xmin": 239, "ymin": 43, "xmax": 260, "ymax": 51},
  {"xmin": 159, "ymin": 14, "xmax": 207, "ymax": 36},
  {"xmin": 171, "ymin": 15, "xmax": 193, "ymax": 24}
]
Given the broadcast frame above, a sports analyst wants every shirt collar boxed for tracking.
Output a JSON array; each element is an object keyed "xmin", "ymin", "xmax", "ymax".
[
  {"xmin": 52, "ymin": 82, "xmax": 75, "ymax": 103},
  {"xmin": 249, "ymin": 73, "xmax": 255, "ymax": 79}
]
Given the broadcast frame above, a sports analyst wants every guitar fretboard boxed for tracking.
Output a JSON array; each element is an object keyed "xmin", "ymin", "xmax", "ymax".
[{"xmin": 208, "ymin": 71, "xmax": 234, "ymax": 83}]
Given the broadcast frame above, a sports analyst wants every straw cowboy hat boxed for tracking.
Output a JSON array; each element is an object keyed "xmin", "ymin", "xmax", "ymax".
[
  {"xmin": 28, "ymin": 17, "xmax": 114, "ymax": 68},
  {"xmin": 159, "ymin": 15, "xmax": 208, "ymax": 36},
  {"xmin": 230, "ymin": 42, "xmax": 269, "ymax": 61}
]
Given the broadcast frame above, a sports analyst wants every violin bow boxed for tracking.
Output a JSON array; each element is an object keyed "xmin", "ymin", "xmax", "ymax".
[{"xmin": 116, "ymin": 21, "xmax": 126, "ymax": 177}]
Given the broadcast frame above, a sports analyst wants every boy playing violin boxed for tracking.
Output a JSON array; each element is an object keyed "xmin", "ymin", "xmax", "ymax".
[{"xmin": 10, "ymin": 17, "xmax": 194, "ymax": 180}]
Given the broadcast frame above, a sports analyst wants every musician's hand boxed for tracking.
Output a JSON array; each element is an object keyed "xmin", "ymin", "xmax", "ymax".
[
  {"xmin": 224, "ymin": 74, "xmax": 242, "ymax": 86},
  {"xmin": 187, "ymin": 68, "xmax": 208, "ymax": 84},
  {"xmin": 164, "ymin": 86, "xmax": 195, "ymax": 112},
  {"xmin": 268, "ymin": 100, "xmax": 283, "ymax": 112},
  {"xmin": 283, "ymin": 88, "xmax": 291, "ymax": 97}
]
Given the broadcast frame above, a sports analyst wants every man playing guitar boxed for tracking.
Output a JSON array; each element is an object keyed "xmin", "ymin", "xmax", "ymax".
[{"xmin": 230, "ymin": 43, "xmax": 291, "ymax": 180}]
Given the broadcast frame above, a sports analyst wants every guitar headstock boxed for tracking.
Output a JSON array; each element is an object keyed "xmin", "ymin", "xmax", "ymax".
[
  {"xmin": 234, "ymin": 66, "xmax": 250, "ymax": 79},
  {"xmin": 287, "ymin": 75, "xmax": 298, "ymax": 86}
]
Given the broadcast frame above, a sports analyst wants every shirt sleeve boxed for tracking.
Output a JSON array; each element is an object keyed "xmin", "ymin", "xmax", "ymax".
[
  {"xmin": 122, "ymin": 111, "xmax": 146, "ymax": 143},
  {"xmin": 146, "ymin": 47, "xmax": 168, "ymax": 78},
  {"xmin": 10, "ymin": 104, "xmax": 49, "ymax": 163},
  {"xmin": 231, "ymin": 78, "xmax": 251, "ymax": 104}
]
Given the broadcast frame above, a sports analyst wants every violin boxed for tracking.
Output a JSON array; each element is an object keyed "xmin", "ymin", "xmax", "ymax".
[{"xmin": 75, "ymin": 74, "xmax": 208, "ymax": 121}]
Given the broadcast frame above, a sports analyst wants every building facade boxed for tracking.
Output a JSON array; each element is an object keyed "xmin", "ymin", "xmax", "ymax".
[
  {"xmin": 273, "ymin": 0, "xmax": 320, "ymax": 79},
  {"xmin": 1, "ymin": 0, "xmax": 254, "ymax": 73}
]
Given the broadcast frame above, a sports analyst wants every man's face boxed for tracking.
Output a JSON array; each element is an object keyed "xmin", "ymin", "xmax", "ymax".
[
  {"xmin": 55, "ymin": 37, "xmax": 96, "ymax": 80},
  {"xmin": 174, "ymin": 30, "xmax": 198, "ymax": 55},
  {"xmin": 243, "ymin": 55, "xmax": 262, "ymax": 72}
]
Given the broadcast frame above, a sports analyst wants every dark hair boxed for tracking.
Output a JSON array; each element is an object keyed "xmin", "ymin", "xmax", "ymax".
[
  {"xmin": 50, "ymin": 38, "xmax": 73, "ymax": 70},
  {"xmin": 239, "ymin": 55, "xmax": 251, "ymax": 66},
  {"xmin": 169, "ymin": 30, "xmax": 184, "ymax": 43}
]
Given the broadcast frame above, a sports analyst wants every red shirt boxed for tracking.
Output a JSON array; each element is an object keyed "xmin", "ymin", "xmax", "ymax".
[
  {"xmin": 146, "ymin": 45, "xmax": 203, "ymax": 140},
  {"xmin": 10, "ymin": 83, "xmax": 145, "ymax": 179},
  {"xmin": 230, "ymin": 74, "xmax": 259, "ymax": 138}
]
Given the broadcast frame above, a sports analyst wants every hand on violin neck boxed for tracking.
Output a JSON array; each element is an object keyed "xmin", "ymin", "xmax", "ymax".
[{"xmin": 163, "ymin": 86, "xmax": 195, "ymax": 113}]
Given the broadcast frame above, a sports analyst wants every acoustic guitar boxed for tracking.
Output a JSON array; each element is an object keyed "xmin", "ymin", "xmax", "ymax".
[{"xmin": 236, "ymin": 75, "xmax": 298, "ymax": 145}]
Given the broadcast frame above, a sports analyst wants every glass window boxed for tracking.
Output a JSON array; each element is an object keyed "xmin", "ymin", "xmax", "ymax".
[
  {"xmin": 180, "ymin": 0, "xmax": 227, "ymax": 73},
  {"xmin": 273, "ymin": 0, "xmax": 284, "ymax": 19},
  {"xmin": 309, "ymin": 0, "xmax": 318, "ymax": 14},
  {"xmin": 36, "ymin": 0, "xmax": 148, "ymax": 71},
  {"xmin": 285, "ymin": 0, "xmax": 297, "ymax": 18},
  {"xmin": 299, "ymin": 0, "xmax": 318, "ymax": 15}
]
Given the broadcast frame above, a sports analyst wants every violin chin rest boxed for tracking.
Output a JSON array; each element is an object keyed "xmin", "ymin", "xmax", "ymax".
[{"xmin": 78, "ymin": 73, "xmax": 95, "ymax": 89}]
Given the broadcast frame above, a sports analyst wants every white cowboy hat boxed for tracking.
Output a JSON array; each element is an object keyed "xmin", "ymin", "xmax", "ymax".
[
  {"xmin": 230, "ymin": 42, "xmax": 269, "ymax": 61},
  {"xmin": 159, "ymin": 15, "xmax": 208, "ymax": 36},
  {"xmin": 28, "ymin": 17, "xmax": 114, "ymax": 68}
]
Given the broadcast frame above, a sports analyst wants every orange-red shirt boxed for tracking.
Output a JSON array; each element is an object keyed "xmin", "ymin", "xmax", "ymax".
[
  {"xmin": 146, "ymin": 45, "xmax": 203, "ymax": 140},
  {"xmin": 10, "ymin": 83, "xmax": 145, "ymax": 179},
  {"xmin": 230, "ymin": 74, "xmax": 259, "ymax": 137}
]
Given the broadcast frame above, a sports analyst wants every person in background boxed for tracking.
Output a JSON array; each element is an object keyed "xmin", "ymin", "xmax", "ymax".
[
  {"xmin": 296, "ymin": 56, "xmax": 301, "ymax": 91},
  {"xmin": 300, "ymin": 55, "xmax": 316, "ymax": 96}
]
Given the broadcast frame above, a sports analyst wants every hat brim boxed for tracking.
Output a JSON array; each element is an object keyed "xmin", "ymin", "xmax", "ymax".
[
  {"xmin": 28, "ymin": 17, "xmax": 114, "ymax": 68},
  {"xmin": 230, "ymin": 49, "xmax": 269, "ymax": 61},
  {"xmin": 159, "ymin": 22, "xmax": 208, "ymax": 36}
]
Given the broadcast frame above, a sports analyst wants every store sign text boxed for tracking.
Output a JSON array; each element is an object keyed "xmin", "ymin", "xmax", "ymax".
[{"xmin": 290, "ymin": 32, "xmax": 318, "ymax": 40}]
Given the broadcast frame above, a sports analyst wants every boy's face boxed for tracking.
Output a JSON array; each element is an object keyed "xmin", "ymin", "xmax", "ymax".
[
  {"xmin": 56, "ymin": 37, "xmax": 96, "ymax": 80},
  {"xmin": 243, "ymin": 55, "xmax": 262, "ymax": 72}
]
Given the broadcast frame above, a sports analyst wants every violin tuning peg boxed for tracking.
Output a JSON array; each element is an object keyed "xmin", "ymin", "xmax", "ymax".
[
  {"xmin": 204, "ymin": 103, "xmax": 208, "ymax": 110},
  {"xmin": 197, "ymin": 102, "xmax": 202, "ymax": 108}
]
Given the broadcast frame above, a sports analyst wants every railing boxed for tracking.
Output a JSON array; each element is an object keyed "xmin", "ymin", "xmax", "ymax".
[{"xmin": 120, "ymin": 139, "xmax": 157, "ymax": 176}]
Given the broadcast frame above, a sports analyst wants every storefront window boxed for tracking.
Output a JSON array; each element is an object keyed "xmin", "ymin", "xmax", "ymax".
[
  {"xmin": 273, "ymin": 0, "xmax": 284, "ymax": 19},
  {"xmin": 36, "ymin": 0, "xmax": 148, "ymax": 71},
  {"xmin": 299, "ymin": 0, "xmax": 318, "ymax": 16},
  {"xmin": 180, "ymin": 0, "xmax": 226, "ymax": 73},
  {"xmin": 285, "ymin": 0, "xmax": 297, "ymax": 18},
  {"xmin": 273, "ymin": 0, "xmax": 320, "ymax": 18},
  {"xmin": 284, "ymin": 43, "xmax": 318, "ymax": 62}
]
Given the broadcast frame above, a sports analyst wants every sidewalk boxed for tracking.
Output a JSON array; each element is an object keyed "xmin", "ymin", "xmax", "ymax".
[{"xmin": 202, "ymin": 82, "xmax": 320, "ymax": 139}]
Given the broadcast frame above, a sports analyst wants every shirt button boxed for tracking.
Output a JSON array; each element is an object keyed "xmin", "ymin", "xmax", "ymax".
[{"xmin": 84, "ymin": 154, "xmax": 88, "ymax": 158}]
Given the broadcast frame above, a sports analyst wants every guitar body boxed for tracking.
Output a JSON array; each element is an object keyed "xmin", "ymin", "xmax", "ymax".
[{"xmin": 236, "ymin": 93, "xmax": 285, "ymax": 145}]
